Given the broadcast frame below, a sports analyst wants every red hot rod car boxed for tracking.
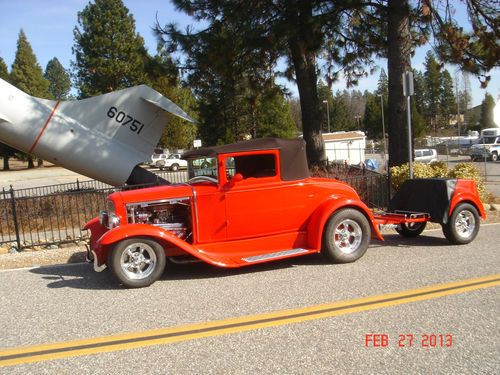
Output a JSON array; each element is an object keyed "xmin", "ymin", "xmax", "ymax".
[{"xmin": 84, "ymin": 138, "xmax": 485, "ymax": 288}]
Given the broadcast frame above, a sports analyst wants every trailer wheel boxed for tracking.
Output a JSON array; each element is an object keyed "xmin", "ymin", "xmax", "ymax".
[
  {"xmin": 109, "ymin": 237, "xmax": 166, "ymax": 288},
  {"xmin": 442, "ymin": 203, "xmax": 480, "ymax": 245},
  {"xmin": 322, "ymin": 208, "xmax": 371, "ymax": 263},
  {"xmin": 396, "ymin": 222, "xmax": 427, "ymax": 237}
]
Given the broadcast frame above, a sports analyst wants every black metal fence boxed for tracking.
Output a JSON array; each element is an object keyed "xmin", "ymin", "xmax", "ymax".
[{"xmin": 0, "ymin": 170, "xmax": 387, "ymax": 250}]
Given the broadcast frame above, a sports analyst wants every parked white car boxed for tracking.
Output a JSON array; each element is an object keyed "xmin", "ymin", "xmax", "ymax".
[
  {"xmin": 414, "ymin": 148, "xmax": 438, "ymax": 164},
  {"xmin": 157, "ymin": 153, "xmax": 188, "ymax": 171}
]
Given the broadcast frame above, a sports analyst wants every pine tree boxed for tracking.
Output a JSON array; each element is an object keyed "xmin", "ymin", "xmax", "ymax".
[
  {"xmin": 44, "ymin": 58, "xmax": 71, "ymax": 99},
  {"xmin": 72, "ymin": 0, "xmax": 149, "ymax": 98},
  {"xmin": 0, "ymin": 56, "xmax": 17, "ymax": 170},
  {"xmin": 0, "ymin": 57, "xmax": 8, "ymax": 80},
  {"xmin": 376, "ymin": 69, "xmax": 388, "ymax": 96},
  {"xmin": 439, "ymin": 70, "xmax": 456, "ymax": 127},
  {"xmin": 363, "ymin": 93, "xmax": 383, "ymax": 139},
  {"xmin": 10, "ymin": 30, "xmax": 50, "ymax": 169},
  {"xmin": 10, "ymin": 29, "xmax": 49, "ymax": 97},
  {"xmin": 255, "ymin": 87, "xmax": 297, "ymax": 139},
  {"xmin": 423, "ymin": 51, "xmax": 441, "ymax": 133},
  {"xmin": 479, "ymin": 93, "xmax": 495, "ymax": 130}
]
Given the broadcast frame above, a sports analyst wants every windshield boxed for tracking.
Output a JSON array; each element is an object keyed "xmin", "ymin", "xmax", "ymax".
[
  {"xmin": 482, "ymin": 136, "xmax": 498, "ymax": 144},
  {"xmin": 188, "ymin": 157, "xmax": 218, "ymax": 180}
]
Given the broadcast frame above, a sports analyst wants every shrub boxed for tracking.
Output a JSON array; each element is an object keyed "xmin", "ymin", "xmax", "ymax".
[{"xmin": 390, "ymin": 161, "xmax": 491, "ymax": 202}]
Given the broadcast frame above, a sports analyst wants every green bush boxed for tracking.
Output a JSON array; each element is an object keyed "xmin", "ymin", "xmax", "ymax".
[{"xmin": 390, "ymin": 162, "xmax": 491, "ymax": 202}]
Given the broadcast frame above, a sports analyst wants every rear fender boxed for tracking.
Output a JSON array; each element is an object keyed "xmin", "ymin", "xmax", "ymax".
[
  {"xmin": 307, "ymin": 198, "xmax": 383, "ymax": 250},
  {"xmin": 95, "ymin": 224, "xmax": 222, "ymax": 267}
]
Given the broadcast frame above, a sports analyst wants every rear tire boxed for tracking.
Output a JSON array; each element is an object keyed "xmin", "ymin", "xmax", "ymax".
[
  {"xmin": 170, "ymin": 163, "xmax": 179, "ymax": 171},
  {"xmin": 322, "ymin": 208, "xmax": 371, "ymax": 263},
  {"xmin": 492, "ymin": 152, "xmax": 498, "ymax": 162},
  {"xmin": 442, "ymin": 203, "xmax": 480, "ymax": 245},
  {"xmin": 396, "ymin": 222, "xmax": 427, "ymax": 237},
  {"xmin": 109, "ymin": 237, "xmax": 166, "ymax": 288}
]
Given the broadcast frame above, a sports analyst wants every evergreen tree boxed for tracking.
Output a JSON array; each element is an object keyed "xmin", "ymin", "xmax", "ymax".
[
  {"xmin": 318, "ymin": 80, "xmax": 334, "ymax": 132},
  {"xmin": 10, "ymin": 29, "xmax": 49, "ymax": 97},
  {"xmin": 376, "ymin": 69, "xmax": 388, "ymax": 96},
  {"xmin": 0, "ymin": 57, "xmax": 8, "ymax": 80},
  {"xmin": 72, "ymin": 0, "xmax": 148, "ymax": 98},
  {"xmin": 363, "ymin": 93, "xmax": 382, "ymax": 139},
  {"xmin": 255, "ymin": 87, "xmax": 296, "ymax": 139},
  {"xmin": 413, "ymin": 69, "xmax": 426, "ymax": 114},
  {"xmin": 423, "ymin": 51, "xmax": 441, "ymax": 132},
  {"xmin": 10, "ymin": 30, "xmax": 50, "ymax": 169},
  {"xmin": 330, "ymin": 92, "xmax": 355, "ymax": 132},
  {"xmin": 479, "ymin": 93, "xmax": 495, "ymax": 129},
  {"xmin": 158, "ymin": 1, "xmax": 378, "ymax": 165},
  {"xmin": 439, "ymin": 70, "xmax": 456, "ymax": 127},
  {"xmin": 44, "ymin": 58, "xmax": 71, "ymax": 99},
  {"xmin": 0, "ymin": 56, "xmax": 17, "ymax": 170},
  {"xmin": 158, "ymin": 85, "xmax": 198, "ymax": 150}
]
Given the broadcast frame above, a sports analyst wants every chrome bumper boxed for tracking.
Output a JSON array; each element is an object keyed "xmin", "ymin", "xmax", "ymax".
[{"xmin": 85, "ymin": 244, "xmax": 107, "ymax": 273}]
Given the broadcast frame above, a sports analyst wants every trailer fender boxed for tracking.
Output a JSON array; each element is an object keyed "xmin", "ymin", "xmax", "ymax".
[
  {"xmin": 450, "ymin": 180, "xmax": 486, "ymax": 219},
  {"xmin": 449, "ymin": 192, "xmax": 486, "ymax": 219},
  {"xmin": 307, "ymin": 198, "xmax": 383, "ymax": 250}
]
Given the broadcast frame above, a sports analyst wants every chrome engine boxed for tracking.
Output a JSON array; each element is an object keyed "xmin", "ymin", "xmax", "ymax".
[{"xmin": 126, "ymin": 198, "xmax": 192, "ymax": 241}]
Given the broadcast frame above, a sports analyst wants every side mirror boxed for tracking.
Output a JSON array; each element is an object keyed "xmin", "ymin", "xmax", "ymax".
[{"xmin": 229, "ymin": 173, "xmax": 243, "ymax": 187}]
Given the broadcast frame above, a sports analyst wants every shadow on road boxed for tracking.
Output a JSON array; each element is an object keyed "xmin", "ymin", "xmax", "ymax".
[
  {"xmin": 28, "ymin": 253, "xmax": 328, "ymax": 290},
  {"xmin": 29, "ymin": 234, "xmax": 455, "ymax": 290}
]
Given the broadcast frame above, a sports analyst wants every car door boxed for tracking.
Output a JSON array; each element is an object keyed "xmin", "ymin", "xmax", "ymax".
[{"xmin": 223, "ymin": 151, "xmax": 309, "ymax": 240}]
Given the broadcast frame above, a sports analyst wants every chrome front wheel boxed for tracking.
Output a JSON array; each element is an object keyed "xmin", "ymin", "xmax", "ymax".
[
  {"xmin": 109, "ymin": 238, "xmax": 166, "ymax": 288},
  {"xmin": 120, "ymin": 242, "xmax": 157, "ymax": 280}
]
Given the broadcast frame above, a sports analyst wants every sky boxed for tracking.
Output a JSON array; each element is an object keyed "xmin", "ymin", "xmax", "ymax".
[{"xmin": 0, "ymin": 0, "xmax": 498, "ymax": 107}]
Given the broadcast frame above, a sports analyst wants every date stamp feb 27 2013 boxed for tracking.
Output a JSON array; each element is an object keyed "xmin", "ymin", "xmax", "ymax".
[{"xmin": 365, "ymin": 334, "xmax": 453, "ymax": 348}]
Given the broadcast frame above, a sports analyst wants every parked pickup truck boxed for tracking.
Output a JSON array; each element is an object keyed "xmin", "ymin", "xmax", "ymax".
[
  {"xmin": 156, "ymin": 153, "xmax": 188, "ymax": 171},
  {"xmin": 469, "ymin": 128, "xmax": 500, "ymax": 161},
  {"xmin": 84, "ymin": 138, "xmax": 485, "ymax": 288}
]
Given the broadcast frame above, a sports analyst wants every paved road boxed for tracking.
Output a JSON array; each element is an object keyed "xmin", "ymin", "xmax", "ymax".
[{"xmin": 0, "ymin": 224, "xmax": 499, "ymax": 374}]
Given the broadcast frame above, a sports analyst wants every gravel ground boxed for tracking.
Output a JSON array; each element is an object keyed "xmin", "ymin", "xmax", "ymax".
[{"xmin": 1, "ymin": 205, "xmax": 499, "ymax": 271}]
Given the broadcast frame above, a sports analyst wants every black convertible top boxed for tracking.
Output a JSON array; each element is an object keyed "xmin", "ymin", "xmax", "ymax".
[{"xmin": 182, "ymin": 138, "xmax": 310, "ymax": 181}]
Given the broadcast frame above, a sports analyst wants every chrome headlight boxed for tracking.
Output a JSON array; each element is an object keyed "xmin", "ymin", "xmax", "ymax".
[
  {"xmin": 99, "ymin": 210, "xmax": 109, "ymax": 226},
  {"xmin": 100, "ymin": 200, "xmax": 121, "ymax": 229},
  {"xmin": 108, "ymin": 213, "xmax": 120, "ymax": 228}
]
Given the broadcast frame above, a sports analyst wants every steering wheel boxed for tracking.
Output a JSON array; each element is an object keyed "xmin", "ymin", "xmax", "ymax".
[{"xmin": 187, "ymin": 176, "xmax": 218, "ymax": 184}]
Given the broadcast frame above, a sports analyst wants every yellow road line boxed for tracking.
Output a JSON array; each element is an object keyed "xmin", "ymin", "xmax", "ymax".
[{"xmin": 1, "ymin": 274, "xmax": 499, "ymax": 367}]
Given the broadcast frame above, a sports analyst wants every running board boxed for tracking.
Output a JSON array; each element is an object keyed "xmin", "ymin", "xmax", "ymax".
[{"xmin": 242, "ymin": 248, "xmax": 309, "ymax": 263}]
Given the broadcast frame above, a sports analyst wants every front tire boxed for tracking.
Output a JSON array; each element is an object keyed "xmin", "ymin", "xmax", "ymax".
[
  {"xmin": 492, "ymin": 152, "xmax": 498, "ymax": 162},
  {"xmin": 396, "ymin": 222, "xmax": 427, "ymax": 237},
  {"xmin": 322, "ymin": 208, "xmax": 371, "ymax": 263},
  {"xmin": 442, "ymin": 203, "xmax": 480, "ymax": 245},
  {"xmin": 109, "ymin": 238, "xmax": 166, "ymax": 288}
]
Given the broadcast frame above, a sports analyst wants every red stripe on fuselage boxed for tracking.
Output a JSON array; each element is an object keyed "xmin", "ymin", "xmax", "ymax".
[{"xmin": 28, "ymin": 100, "xmax": 61, "ymax": 154}]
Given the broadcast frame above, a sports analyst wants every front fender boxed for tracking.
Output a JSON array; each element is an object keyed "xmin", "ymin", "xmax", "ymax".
[
  {"xmin": 95, "ymin": 224, "xmax": 226, "ymax": 268},
  {"xmin": 83, "ymin": 217, "xmax": 107, "ymax": 251},
  {"xmin": 307, "ymin": 197, "xmax": 383, "ymax": 251}
]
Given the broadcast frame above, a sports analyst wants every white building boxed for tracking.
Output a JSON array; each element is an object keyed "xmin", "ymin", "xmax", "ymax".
[{"xmin": 323, "ymin": 131, "xmax": 366, "ymax": 165}]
